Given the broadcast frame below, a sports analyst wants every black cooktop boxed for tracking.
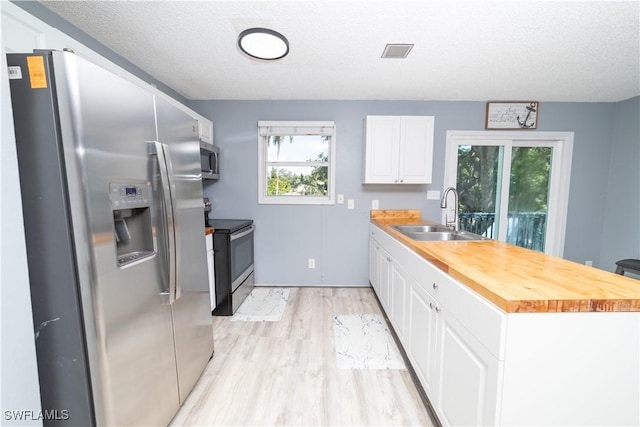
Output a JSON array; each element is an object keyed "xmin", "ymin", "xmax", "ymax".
[{"xmin": 209, "ymin": 219, "xmax": 253, "ymax": 234}]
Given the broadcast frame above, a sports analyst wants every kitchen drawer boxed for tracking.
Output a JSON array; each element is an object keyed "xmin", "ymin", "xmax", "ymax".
[
  {"xmin": 406, "ymin": 249, "xmax": 447, "ymax": 299},
  {"xmin": 206, "ymin": 233, "xmax": 213, "ymax": 251},
  {"xmin": 439, "ymin": 273, "xmax": 506, "ymax": 359},
  {"xmin": 407, "ymin": 250, "xmax": 506, "ymax": 359}
]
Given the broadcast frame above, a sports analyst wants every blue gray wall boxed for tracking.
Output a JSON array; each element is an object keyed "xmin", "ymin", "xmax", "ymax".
[
  {"xmin": 11, "ymin": 1, "xmax": 639, "ymax": 283},
  {"xmin": 600, "ymin": 96, "xmax": 640, "ymax": 275},
  {"xmin": 189, "ymin": 100, "xmax": 630, "ymax": 285}
]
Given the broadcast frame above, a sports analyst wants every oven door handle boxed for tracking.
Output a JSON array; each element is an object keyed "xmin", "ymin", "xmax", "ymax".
[{"xmin": 230, "ymin": 225, "xmax": 255, "ymax": 241}]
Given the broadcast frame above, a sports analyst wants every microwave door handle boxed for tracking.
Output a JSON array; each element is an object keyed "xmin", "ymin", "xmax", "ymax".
[
  {"xmin": 161, "ymin": 142, "xmax": 181, "ymax": 301},
  {"xmin": 149, "ymin": 141, "xmax": 177, "ymax": 305},
  {"xmin": 212, "ymin": 150, "xmax": 219, "ymax": 174},
  {"xmin": 230, "ymin": 225, "xmax": 255, "ymax": 241}
]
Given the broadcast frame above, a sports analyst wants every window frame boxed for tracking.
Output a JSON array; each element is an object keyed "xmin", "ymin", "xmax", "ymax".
[
  {"xmin": 257, "ymin": 120, "xmax": 336, "ymax": 205},
  {"xmin": 444, "ymin": 130, "xmax": 574, "ymax": 257}
]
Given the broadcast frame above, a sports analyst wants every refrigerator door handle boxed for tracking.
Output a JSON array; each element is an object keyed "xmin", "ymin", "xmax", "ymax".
[
  {"xmin": 161, "ymin": 143, "xmax": 182, "ymax": 301},
  {"xmin": 149, "ymin": 141, "xmax": 177, "ymax": 305}
]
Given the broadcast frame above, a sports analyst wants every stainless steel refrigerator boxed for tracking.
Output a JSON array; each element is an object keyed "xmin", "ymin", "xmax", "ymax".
[{"xmin": 7, "ymin": 50, "xmax": 214, "ymax": 426}]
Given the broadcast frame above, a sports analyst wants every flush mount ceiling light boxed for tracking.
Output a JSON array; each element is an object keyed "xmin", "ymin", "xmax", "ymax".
[
  {"xmin": 238, "ymin": 28, "xmax": 289, "ymax": 61},
  {"xmin": 381, "ymin": 44, "xmax": 414, "ymax": 59}
]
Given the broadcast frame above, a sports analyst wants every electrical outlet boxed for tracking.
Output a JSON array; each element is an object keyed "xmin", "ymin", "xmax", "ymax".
[
  {"xmin": 427, "ymin": 190, "xmax": 441, "ymax": 200},
  {"xmin": 585, "ymin": 260, "xmax": 593, "ymax": 267},
  {"xmin": 347, "ymin": 199, "xmax": 355, "ymax": 210},
  {"xmin": 337, "ymin": 194, "xmax": 344, "ymax": 204},
  {"xmin": 372, "ymin": 199, "xmax": 379, "ymax": 209},
  {"xmin": 308, "ymin": 258, "xmax": 315, "ymax": 269}
]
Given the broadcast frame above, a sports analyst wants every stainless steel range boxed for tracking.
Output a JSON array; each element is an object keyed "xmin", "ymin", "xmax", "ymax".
[{"xmin": 209, "ymin": 219, "xmax": 255, "ymax": 315}]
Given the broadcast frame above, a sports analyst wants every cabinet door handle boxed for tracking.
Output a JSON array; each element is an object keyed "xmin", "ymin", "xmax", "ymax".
[
  {"xmin": 432, "ymin": 282, "xmax": 438, "ymax": 290},
  {"xmin": 429, "ymin": 302, "xmax": 434, "ymax": 309},
  {"xmin": 435, "ymin": 305, "xmax": 441, "ymax": 313},
  {"xmin": 400, "ymin": 179, "xmax": 404, "ymax": 183}
]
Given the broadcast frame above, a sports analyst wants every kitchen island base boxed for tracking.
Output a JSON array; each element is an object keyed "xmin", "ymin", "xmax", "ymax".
[{"xmin": 370, "ymin": 219, "xmax": 639, "ymax": 426}]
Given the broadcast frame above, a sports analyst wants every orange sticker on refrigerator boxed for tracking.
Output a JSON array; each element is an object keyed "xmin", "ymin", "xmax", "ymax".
[{"xmin": 26, "ymin": 56, "xmax": 48, "ymax": 89}]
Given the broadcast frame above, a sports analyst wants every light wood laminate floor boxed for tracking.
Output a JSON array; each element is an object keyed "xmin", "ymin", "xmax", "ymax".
[{"xmin": 170, "ymin": 287, "xmax": 434, "ymax": 426}]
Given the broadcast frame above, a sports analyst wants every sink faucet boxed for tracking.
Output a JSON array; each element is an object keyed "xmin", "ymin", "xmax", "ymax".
[{"xmin": 440, "ymin": 187, "xmax": 459, "ymax": 231}]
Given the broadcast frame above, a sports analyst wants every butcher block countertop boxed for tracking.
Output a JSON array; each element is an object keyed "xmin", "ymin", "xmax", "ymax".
[{"xmin": 371, "ymin": 210, "xmax": 640, "ymax": 313}]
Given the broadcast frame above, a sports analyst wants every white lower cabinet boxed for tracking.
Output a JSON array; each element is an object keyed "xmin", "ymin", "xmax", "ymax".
[
  {"xmin": 407, "ymin": 281, "xmax": 438, "ymax": 395},
  {"xmin": 369, "ymin": 223, "xmax": 640, "ymax": 426},
  {"xmin": 368, "ymin": 238, "xmax": 379, "ymax": 293},
  {"xmin": 371, "ymin": 232, "xmax": 409, "ymax": 341},
  {"xmin": 436, "ymin": 307, "xmax": 500, "ymax": 426},
  {"xmin": 370, "ymin": 225, "xmax": 503, "ymax": 425},
  {"xmin": 390, "ymin": 261, "xmax": 410, "ymax": 341},
  {"xmin": 377, "ymin": 247, "xmax": 392, "ymax": 313},
  {"xmin": 407, "ymin": 274, "xmax": 500, "ymax": 426}
]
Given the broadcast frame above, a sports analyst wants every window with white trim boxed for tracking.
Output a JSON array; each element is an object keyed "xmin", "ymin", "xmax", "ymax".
[
  {"xmin": 444, "ymin": 131, "xmax": 573, "ymax": 257},
  {"xmin": 258, "ymin": 121, "xmax": 336, "ymax": 205}
]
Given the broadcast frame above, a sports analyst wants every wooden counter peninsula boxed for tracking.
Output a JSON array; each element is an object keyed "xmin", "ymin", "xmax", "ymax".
[
  {"xmin": 371, "ymin": 209, "xmax": 640, "ymax": 313},
  {"xmin": 368, "ymin": 209, "xmax": 639, "ymax": 426}
]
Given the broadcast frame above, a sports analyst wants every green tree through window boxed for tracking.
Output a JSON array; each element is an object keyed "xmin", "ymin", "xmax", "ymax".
[{"xmin": 258, "ymin": 121, "xmax": 335, "ymax": 205}]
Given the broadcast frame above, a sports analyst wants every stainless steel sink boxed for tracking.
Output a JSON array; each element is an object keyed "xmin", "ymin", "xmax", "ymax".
[
  {"xmin": 391, "ymin": 224, "xmax": 488, "ymax": 241},
  {"xmin": 392, "ymin": 225, "xmax": 450, "ymax": 233},
  {"xmin": 405, "ymin": 231, "xmax": 487, "ymax": 241}
]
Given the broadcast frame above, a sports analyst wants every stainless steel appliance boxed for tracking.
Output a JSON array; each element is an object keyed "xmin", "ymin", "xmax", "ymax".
[
  {"xmin": 7, "ymin": 50, "xmax": 214, "ymax": 426},
  {"xmin": 204, "ymin": 197, "xmax": 212, "ymax": 226},
  {"xmin": 200, "ymin": 141, "xmax": 220, "ymax": 180},
  {"xmin": 210, "ymin": 219, "xmax": 255, "ymax": 316}
]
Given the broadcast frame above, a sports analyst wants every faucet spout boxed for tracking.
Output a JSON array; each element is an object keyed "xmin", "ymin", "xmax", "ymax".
[{"xmin": 440, "ymin": 187, "xmax": 459, "ymax": 231}]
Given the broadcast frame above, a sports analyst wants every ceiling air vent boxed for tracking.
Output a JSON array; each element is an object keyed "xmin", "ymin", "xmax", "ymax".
[{"xmin": 381, "ymin": 44, "xmax": 414, "ymax": 59}]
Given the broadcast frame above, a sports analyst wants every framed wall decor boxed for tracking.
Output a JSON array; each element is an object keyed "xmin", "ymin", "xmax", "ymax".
[{"xmin": 485, "ymin": 101, "xmax": 539, "ymax": 129}]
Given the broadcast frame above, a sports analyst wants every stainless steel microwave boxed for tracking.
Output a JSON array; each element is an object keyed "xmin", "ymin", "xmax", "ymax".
[{"xmin": 200, "ymin": 142, "xmax": 219, "ymax": 180}]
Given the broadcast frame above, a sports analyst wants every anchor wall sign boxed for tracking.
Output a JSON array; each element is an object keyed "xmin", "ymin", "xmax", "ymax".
[{"xmin": 485, "ymin": 101, "xmax": 539, "ymax": 130}]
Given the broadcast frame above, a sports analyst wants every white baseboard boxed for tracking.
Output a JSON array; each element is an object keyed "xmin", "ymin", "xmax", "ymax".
[{"xmin": 254, "ymin": 283, "xmax": 371, "ymax": 288}]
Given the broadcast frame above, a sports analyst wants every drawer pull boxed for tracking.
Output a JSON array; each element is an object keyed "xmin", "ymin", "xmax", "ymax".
[
  {"xmin": 432, "ymin": 282, "xmax": 439, "ymax": 290},
  {"xmin": 435, "ymin": 305, "xmax": 441, "ymax": 313}
]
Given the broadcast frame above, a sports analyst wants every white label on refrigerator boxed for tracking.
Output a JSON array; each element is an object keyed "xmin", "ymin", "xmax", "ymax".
[{"xmin": 7, "ymin": 66, "xmax": 22, "ymax": 79}]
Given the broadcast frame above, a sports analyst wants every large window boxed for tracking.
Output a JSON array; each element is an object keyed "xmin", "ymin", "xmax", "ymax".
[
  {"xmin": 258, "ymin": 121, "xmax": 336, "ymax": 205},
  {"xmin": 444, "ymin": 131, "xmax": 573, "ymax": 257}
]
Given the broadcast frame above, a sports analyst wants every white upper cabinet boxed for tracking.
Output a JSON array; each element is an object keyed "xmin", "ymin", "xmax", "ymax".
[
  {"xmin": 198, "ymin": 118, "xmax": 214, "ymax": 144},
  {"xmin": 363, "ymin": 116, "xmax": 434, "ymax": 184}
]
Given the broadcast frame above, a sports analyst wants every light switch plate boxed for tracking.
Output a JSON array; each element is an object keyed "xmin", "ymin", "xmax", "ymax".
[
  {"xmin": 337, "ymin": 194, "xmax": 344, "ymax": 204},
  {"xmin": 427, "ymin": 190, "xmax": 441, "ymax": 200},
  {"xmin": 347, "ymin": 199, "xmax": 355, "ymax": 209},
  {"xmin": 371, "ymin": 199, "xmax": 379, "ymax": 209}
]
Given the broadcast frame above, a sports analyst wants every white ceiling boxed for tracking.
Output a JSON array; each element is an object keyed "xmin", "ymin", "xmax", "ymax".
[{"xmin": 40, "ymin": 1, "xmax": 639, "ymax": 102}]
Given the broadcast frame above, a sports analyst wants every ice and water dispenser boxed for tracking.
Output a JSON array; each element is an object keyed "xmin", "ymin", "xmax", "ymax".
[{"xmin": 109, "ymin": 182, "xmax": 154, "ymax": 267}]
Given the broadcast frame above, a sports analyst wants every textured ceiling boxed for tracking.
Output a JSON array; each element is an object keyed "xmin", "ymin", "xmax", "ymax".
[{"xmin": 40, "ymin": 1, "xmax": 639, "ymax": 102}]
